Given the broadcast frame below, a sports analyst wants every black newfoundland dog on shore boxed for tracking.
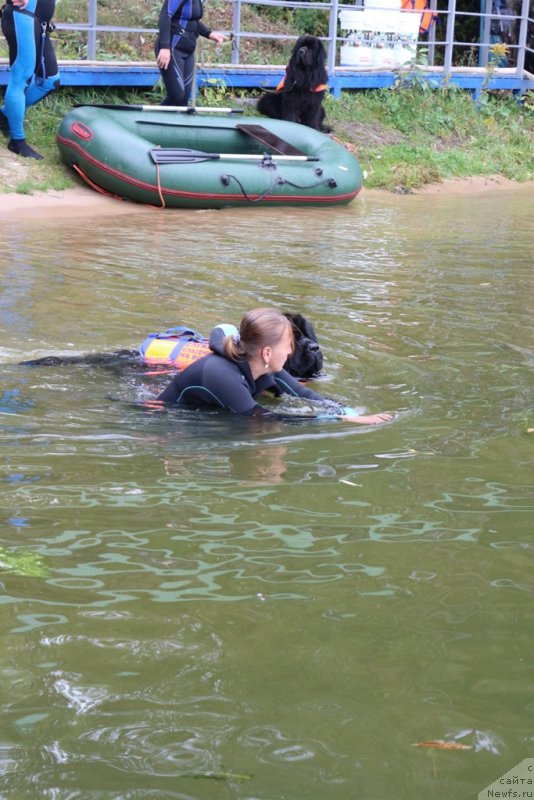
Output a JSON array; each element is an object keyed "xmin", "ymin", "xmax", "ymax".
[{"xmin": 257, "ymin": 35, "xmax": 330, "ymax": 132}]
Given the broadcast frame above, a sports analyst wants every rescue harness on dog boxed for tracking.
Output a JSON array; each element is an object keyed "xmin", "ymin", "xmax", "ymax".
[
  {"xmin": 20, "ymin": 318, "xmax": 326, "ymax": 396},
  {"xmin": 139, "ymin": 327, "xmax": 210, "ymax": 371},
  {"xmin": 140, "ymin": 316, "xmax": 324, "ymax": 380},
  {"xmin": 275, "ymin": 76, "xmax": 328, "ymax": 93}
]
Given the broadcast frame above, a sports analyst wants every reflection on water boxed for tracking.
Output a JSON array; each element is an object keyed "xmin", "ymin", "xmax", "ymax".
[{"xmin": 0, "ymin": 187, "xmax": 533, "ymax": 798}]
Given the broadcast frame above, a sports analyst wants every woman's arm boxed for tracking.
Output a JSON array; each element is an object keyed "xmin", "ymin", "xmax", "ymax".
[
  {"xmin": 272, "ymin": 369, "xmax": 327, "ymax": 402},
  {"xmin": 338, "ymin": 412, "xmax": 393, "ymax": 425},
  {"xmin": 157, "ymin": 363, "xmax": 392, "ymax": 423},
  {"xmin": 158, "ymin": 0, "xmax": 173, "ymax": 49},
  {"xmin": 197, "ymin": 22, "xmax": 212, "ymax": 38},
  {"xmin": 273, "ymin": 369, "xmax": 392, "ymax": 424}
]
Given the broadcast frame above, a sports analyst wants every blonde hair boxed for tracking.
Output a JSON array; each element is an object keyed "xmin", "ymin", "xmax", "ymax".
[{"xmin": 223, "ymin": 308, "xmax": 294, "ymax": 362}]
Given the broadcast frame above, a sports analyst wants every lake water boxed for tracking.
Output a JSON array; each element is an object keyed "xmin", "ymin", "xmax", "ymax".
[{"xmin": 1, "ymin": 186, "xmax": 533, "ymax": 799}]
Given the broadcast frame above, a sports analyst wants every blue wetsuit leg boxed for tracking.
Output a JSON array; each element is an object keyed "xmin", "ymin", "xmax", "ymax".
[
  {"xmin": 1, "ymin": 7, "xmax": 36, "ymax": 139},
  {"xmin": 1, "ymin": 1, "xmax": 59, "ymax": 141},
  {"xmin": 25, "ymin": 26, "xmax": 59, "ymax": 108}
]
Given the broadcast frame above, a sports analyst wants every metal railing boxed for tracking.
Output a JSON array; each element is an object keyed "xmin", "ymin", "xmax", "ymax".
[{"xmin": 46, "ymin": 0, "xmax": 534, "ymax": 79}]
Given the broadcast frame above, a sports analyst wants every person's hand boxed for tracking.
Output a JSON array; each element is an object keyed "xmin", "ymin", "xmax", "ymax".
[
  {"xmin": 12, "ymin": 0, "xmax": 29, "ymax": 8},
  {"xmin": 338, "ymin": 412, "xmax": 393, "ymax": 425},
  {"xmin": 209, "ymin": 32, "xmax": 228, "ymax": 46},
  {"xmin": 157, "ymin": 48, "xmax": 171, "ymax": 69}
]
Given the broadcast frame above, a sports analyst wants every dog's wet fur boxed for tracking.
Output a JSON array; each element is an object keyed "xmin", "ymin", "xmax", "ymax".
[
  {"xmin": 20, "ymin": 314, "xmax": 324, "ymax": 380},
  {"xmin": 284, "ymin": 312, "xmax": 323, "ymax": 378}
]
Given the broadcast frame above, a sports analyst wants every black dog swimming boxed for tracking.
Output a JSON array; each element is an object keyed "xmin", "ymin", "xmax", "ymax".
[
  {"xmin": 257, "ymin": 35, "xmax": 330, "ymax": 132},
  {"xmin": 21, "ymin": 314, "xmax": 324, "ymax": 380}
]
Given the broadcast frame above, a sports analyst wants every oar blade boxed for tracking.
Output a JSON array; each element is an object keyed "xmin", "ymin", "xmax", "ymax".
[{"xmin": 150, "ymin": 147, "xmax": 219, "ymax": 165}]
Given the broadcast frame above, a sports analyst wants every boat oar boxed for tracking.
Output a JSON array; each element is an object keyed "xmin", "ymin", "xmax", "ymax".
[
  {"xmin": 150, "ymin": 147, "xmax": 319, "ymax": 164},
  {"xmin": 75, "ymin": 103, "xmax": 243, "ymax": 114}
]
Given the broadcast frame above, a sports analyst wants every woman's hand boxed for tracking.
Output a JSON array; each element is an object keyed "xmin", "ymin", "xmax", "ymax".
[
  {"xmin": 209, "ymin": 32, "xmax": 228, "ymax": 46},
  {"xmin": 338, "ymin": 412, "xmax": 393, "ymax": 425},
  {"xmin": 157, "ymin": 48, "xmax": 171, "ymax": 69}
]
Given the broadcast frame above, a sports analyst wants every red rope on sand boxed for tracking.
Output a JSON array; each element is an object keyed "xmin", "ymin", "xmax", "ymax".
[
  {"xmin": 72, "ymin": 161, "xmax": 167, "ymax": 210},
  {"xmin": 71, "ymin": 163, "xmax": 120, "ymax": 198}
]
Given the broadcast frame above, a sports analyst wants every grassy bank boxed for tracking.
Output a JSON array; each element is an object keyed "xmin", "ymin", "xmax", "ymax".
[{"xmin": 1, "ymin": 76, "xmax": 533, "ymax": 195}]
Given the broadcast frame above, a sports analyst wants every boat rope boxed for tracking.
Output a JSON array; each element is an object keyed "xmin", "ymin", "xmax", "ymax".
[
  {"xmin": 155, "ymin": 163, "xmax": 166, "ymax": 209},
  {"xmin": 73, "ymin": 162, "xmax": 165, "ymax": 211},
  {"xmin": 71, "ymin": 163, "xmax": 121, "ymax": 199},
  {"xmin": 220, "ymin": 172, "xmax": 337, "ymax": 202}
]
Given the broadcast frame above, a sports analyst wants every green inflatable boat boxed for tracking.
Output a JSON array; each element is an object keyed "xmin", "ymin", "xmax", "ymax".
[{"xmin": 57, "ymin": 105, "xmax": 363, "ymax": 209}]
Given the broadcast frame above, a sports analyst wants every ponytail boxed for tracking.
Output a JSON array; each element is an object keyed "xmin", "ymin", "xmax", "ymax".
[{"xmin": 223, "ymin": 334, "xmax": 245, "ymax": 361}]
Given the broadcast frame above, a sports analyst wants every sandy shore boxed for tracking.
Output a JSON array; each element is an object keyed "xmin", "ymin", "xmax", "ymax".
[
  {"xmin": 409, "ymin": 175, "xmax": 534, "ymax": 196},
  {"xmin": 0, "ymin": 186, "xmax": 152, "ymax": 220},
  {"xmin": 0, "ymin": 176, "xmax": 532, "ymax": 220}
]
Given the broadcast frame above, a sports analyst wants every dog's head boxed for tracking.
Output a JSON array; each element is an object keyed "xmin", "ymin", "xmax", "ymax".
[
  {"xmin": 283, "ymin": 312, "xmax": 324, "ymax": 379},
  {"xmin": 292, "ymin": 35, "xmax": 326, "ymax": 71}
]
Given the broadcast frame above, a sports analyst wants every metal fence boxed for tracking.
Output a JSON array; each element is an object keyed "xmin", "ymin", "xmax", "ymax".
[{"xmin": 42, "ymin": 0, "xmax": 534, "ymax": 78}]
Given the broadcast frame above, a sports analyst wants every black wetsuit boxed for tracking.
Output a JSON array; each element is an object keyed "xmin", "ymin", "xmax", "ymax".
[
  {"xmin": 0, "ymin": 0, "xmax": 59, "ymax": 142},
  {"xmin": 156, "ymin": 0, "xmax": 211, "ymax": 106},
  {"xmin": 157, "ymin": 352, "xmax": 342, "ymax": 418}
]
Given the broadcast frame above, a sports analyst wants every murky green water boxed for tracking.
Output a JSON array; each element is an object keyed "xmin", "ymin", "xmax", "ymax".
[{"xmin": 1, "ymin": 187, "xmax": 533, "ymax": 799}]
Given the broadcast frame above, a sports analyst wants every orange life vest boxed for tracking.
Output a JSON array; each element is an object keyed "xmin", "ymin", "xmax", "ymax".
[
  {"xmin": 400, "ymin": 0, "xmax": 438, "ymax": 34},
  {"xmin": 275, "ymin": 76, "xmax": 328, "ymax": 93}
]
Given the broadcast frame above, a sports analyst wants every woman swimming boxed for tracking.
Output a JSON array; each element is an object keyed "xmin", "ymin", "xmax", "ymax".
[{"xmin": 157, "ymin": 308, "xmax": 392, "ymax": 424}]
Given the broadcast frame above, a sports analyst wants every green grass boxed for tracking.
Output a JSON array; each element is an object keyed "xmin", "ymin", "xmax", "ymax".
[
  {"xmin": 324, "ymin": 81, "xmax": 534, "ymax": 190},
  {"xmin": 2, "ymin": 0, "xmax": 532, "ymax": 194},
  {"xmin": 2, "ymin": 80, "xmax": 533, "ymax": 195}
]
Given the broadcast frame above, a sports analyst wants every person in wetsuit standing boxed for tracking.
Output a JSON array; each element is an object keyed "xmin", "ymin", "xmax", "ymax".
[
  {"xmin": 157, "ymin": 308, "xmax": 393, "ymax": 424},
  {"xmin": 155, "ymin": 0, "xmax": 227, "ymax": 107},
  {"xmin": 0, "ymin": 0, "xmax": 59, "ymax": 159}
]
